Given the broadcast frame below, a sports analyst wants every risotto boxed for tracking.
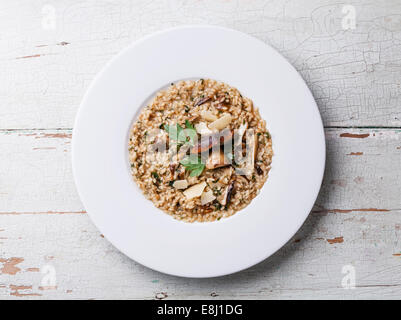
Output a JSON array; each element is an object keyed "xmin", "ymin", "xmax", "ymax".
[{"xmin": 128, "ymin": 79, "xmax": 273, "ymax": 222}]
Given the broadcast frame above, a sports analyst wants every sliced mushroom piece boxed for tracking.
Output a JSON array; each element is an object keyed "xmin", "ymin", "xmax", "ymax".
[
  {"xmin": 250, "ymin": 131, "xmax": 259, "ymax": 161},
  {"xmin": 225, "ymin": 181, "xmax": 235, "ymax": 207},
  {"xmin": 194, "ymin": 96, "xmax": 211, "ymax": 107},
  {"xmin": 235, "ymin": 130, "xmax": 259, "ymax": 175},
  {"xmin": 206, "ymin": 150, "xmax": 230, "ymax": 170},
  {"xmin": 208, "ymin": 114, "xmax": 232, "ymax": 131},
  {"xmin": 183, "ymin": 181, "xmax": 206, "ymax": 200},
  {"xmin": 190, "ymin": 129, "xmax": 233, "ymax": 154},
  {"xmin": 169, "ymin": 163, "xmax": 177, "ymax": 175},
  {"xmin": 201, "ymin": 190, "xmax": 216, "ymax": 205},
  {"xmin": 217, "ymin": 181, "xmax": 234, "ymax": 206},
  {"xmin": 173, "ymin": 179, "xmax": 188, "ymax": 190}
]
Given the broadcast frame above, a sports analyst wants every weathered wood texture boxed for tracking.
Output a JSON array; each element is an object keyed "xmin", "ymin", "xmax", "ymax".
[
  {"xmin": 1, "ymin": 0, "xmax": 401, "ymax": 299},
  {"xmin": 0, "ymin": 0, "xmax": 401, "ymax": 128},
  {"xmin": 1, "ymin": 128, "xmax": 401, "ymax": 299}
]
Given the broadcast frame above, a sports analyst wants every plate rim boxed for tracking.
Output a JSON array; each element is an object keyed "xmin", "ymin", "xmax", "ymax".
[{"xmin": 72, "ymin": 25, "xmax": 326, "ymax": 278}]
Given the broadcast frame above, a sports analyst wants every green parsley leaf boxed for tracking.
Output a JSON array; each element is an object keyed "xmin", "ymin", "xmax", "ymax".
[
  {"xmin": 185, "ymin": 120, "xmax": 194, "ymax": 129},
  {"xmin": 180, "ymin": 156, "xmax": 205, "ymax": 177},
  {"xmin": 164, "ymin": 123, "xmax": 185, "ymax": 142}
]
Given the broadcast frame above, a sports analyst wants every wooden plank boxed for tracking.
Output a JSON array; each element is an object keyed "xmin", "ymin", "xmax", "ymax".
[
  {"xmin": 0, "ymin": 128, "xmax": 400, "ymax": 298},
  {"xmin": 0, "ymin": 0, "xmax": 401, "ymax": 129},
  {"xmin": 0, "ymin": 209, "xmax": 401, "ymax": 299},
  {"xmin": 0, "ymin": 129, "xmax": 82, "ymax": 213},
  {"xmin": 1, "ymin": 128, "xmax": 400, "ymax": 214}
]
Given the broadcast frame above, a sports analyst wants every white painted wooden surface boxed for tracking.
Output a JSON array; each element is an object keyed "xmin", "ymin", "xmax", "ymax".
[{"xmin": 1, "ymin": 0, "xmax": 401, "ymax": 299}]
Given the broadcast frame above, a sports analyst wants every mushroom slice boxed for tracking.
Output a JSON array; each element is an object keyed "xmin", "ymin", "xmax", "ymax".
[
  {"xmin": 206, "ymin": 150, "xmax": 229, "ymax": 170},
  {"xmin": 200, "ymin": 110, "xmax": 218, "ymax": 122},
  {"xmin": 249, "ymin": 130, "xmax": 259, "ymax": 162},
  {"xmin": 235, "ymin": 130, "xmax": 259, "ymax": 175},
  {"xmin": 194, "ymin": 96, "xmax": 211, "ymax": 107},
  {"xmin": 173, "ymin": 179, "xmax": 188, "ymax": 190},
  {"xmin": 201, "ymin": 190, "xmax": 216, "ymax": 205},
  {"xmin": 217, "ymin": 181, "xmax": 234, "ymax": 206},
  {"xmin": 190, "ymin": 129, "xmax": 233, "ymax": 154},
  {"xmin": 208, "ymin": 114, "xmax": 232, "ymax": 131},
  {"xmin": 183, "ymin": 181, "xmax": 206, "ymax": 200}
]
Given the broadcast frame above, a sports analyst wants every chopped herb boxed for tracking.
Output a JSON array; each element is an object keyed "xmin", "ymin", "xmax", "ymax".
[
  {"xmin": 214, "ymin": 202, "xmax": 222, "ymax": 211},
  {"xmin": 168, "ymin": 180, "xmax": 175, "ymax": 187},
  {"xmin": 130, "ymin": 163, "xmax": 135, "ymax": 168},
  {"xmin": 200, "ymin": 78, "xmax": 204, "ymax": 84},
  {"xmin": 151, "ymin": 171, "xmax": 161, "ymax": 183},
  {"xmin": 184, "ymin": 105, "xmax": 189, "ymax": 113},
  {"xmin": 180, "ymin": 156, "xmax": 205, "ymax": 177},
  {"xmin": 264, "ymin": 132, "xmax": 271, "ymax": 139},
  {"xmin": 164, "ymin": 123, "xmax": 184, "ymax": 142},
  {"xmin": 257, "ymin": 132, "xmax": 262, "ymax": 136},
  {"xmin": 159, "ymin": 123, "xmax": 165, "ymax": 129},
  {"xmin": 185, "ymin": 120, "xmax": 194, "ymax": 129}
]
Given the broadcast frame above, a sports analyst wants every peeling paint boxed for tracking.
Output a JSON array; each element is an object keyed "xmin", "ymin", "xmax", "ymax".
[
  {"xmin": 35, "ymin": 133, "xmax": 72, "ymax": 139},
  {"xmin": 340, "ymin": 133, "xmax": 370, "ymax": 138},
  {"xmin": 16, "ymin": 54, "xmax": 42, "ymax": 59},
  {"xmin": 39, "ymin": 286, "xmax": 57, "ymax": 290},
  {"xmin": 10, "ymin": 285, "xmax": 41, "ymax": 297},
  {"xmin": 0, "ymin": 257, "xmax": 24, "ymax": 275},
  {"xmin": 33, "ymin": 147, "xmax": 56, "ymax": 150},
  {"xmin": 327, "ymin": 237, "xmax": 344, "ymax": 244}
]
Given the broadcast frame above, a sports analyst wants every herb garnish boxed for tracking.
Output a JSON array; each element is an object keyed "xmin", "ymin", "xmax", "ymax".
[
  {"xmin": 180, "ymin": 156, "xmax": 205, "ymax": 177},
  {"xmin": 151, "ymin": 171, "xmax": 161, "ymax": 183},
  {"xmin": 164, "ymin": 121, "xmax": 197, "ymax": 146}
]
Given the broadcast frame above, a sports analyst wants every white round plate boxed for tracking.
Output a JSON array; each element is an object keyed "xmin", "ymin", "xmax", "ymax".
[{"xmin": 72, "ymin": 25, "xmax": 325, "ymax": 278}]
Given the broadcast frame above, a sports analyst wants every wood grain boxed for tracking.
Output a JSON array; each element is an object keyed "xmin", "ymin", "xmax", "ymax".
[
  {"xmin": 0, "ymin": 0, "xmax": 400, "ymax": 129},
  {"xmin": 1, "ymin": 0, "xmax": 401, "ymax": 299},
  {"xmin": 0, "ymin": 128, "xmax": 400, "ymax": 299}
]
